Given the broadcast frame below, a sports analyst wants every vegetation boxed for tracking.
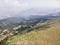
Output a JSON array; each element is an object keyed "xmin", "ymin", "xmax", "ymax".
[
  {"xmin": 8, "ymin": 18, "xmax": 60, "ymax": 45},
  {"xmin": 0, "ymin": 16, "xmax": 60, "ymax": 45}
]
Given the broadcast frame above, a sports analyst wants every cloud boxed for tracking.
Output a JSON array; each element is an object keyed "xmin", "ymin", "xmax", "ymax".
[
  {"xmin": 18, "ymin": 0, "xmax": 60, "ymax": 8},
  {"xmin": 0, "ymin": 0, "xmax": 28, "ymax": 19},
  {"xmin": 0, "ymin": 0, "xmax": 60, "ymax": 19}
]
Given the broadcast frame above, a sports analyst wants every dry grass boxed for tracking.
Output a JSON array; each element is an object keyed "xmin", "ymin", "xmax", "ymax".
[{"xmin": 9, "ymin": 19, "xmax": 60, "ymax": 45}]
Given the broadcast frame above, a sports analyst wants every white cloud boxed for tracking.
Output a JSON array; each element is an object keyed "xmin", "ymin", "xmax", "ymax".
[
  {"xmin": 0, "ymin": 0, "xmax": 28, "ymax": 19},
  {"xmin": 0, "ymin": 0, "xmax": 60, "ymax": 19},
  {"xmin": 25, "ymin": 0, "xmax": 60, "ymax": 8}
]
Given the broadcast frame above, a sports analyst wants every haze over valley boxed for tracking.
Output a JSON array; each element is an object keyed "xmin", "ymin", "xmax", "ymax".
[{"xmin": 0, "ymin": 0, "xmax": 60, "ymax": 45}]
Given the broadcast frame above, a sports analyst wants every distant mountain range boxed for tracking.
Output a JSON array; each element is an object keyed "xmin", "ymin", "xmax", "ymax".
[
  {"xmin": 0, "ymin": 12, "xmax": 60, "ymax": 23},
  {"xmin": 0, "ymin": 12, "xmax": 60, "ymax": 30},
  {"xmin": 17, "ymin": 8, "xmax": 60, "ymax": 17},
  {"xmin": 0, "ymin": 8, "xmax": 60, "ymax": 19}
]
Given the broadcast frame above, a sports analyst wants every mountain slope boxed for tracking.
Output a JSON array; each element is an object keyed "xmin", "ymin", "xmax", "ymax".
[
  {"xmin": 0, "ymin": 17, "xmax": 25, "ymax": 30},
  {"xmin": 8, "ymin": 18, "xmax": 60, "ymax": 45}
]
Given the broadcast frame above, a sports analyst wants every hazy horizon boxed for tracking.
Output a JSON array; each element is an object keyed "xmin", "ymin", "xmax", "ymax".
[{"xmin": 0, "ymin": 0, "xmax": 60, "ymax": 19}]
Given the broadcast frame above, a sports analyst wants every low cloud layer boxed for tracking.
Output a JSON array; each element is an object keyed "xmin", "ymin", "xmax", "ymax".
[
  {"xmin": 0, "ymin": 0, "xmax": 28, "ymax": 19},
  {"xmin": 0, "ymin": 0, "xmax": 60, "ymax": 19}
]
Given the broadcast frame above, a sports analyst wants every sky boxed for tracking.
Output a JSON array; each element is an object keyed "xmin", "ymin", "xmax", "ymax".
[{"xmin": 0, "ymin": 0, "xmax": 60, "ymax": 19}]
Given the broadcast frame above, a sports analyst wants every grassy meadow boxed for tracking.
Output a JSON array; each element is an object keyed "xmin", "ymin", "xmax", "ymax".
[{"xmin": 7, "ymin": 18, "xmax": 60, "ymax": 45}]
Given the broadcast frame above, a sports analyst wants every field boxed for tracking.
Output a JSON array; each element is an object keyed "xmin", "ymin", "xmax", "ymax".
[{"xmin": 8, "ymin": 18, "xmax": 60, "ymax": 45}]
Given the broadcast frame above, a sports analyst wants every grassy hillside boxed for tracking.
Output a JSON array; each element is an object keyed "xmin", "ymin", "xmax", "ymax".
[{"xmin": 7, "ymin": 18, "xmax": 60, "ymax": 45}]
